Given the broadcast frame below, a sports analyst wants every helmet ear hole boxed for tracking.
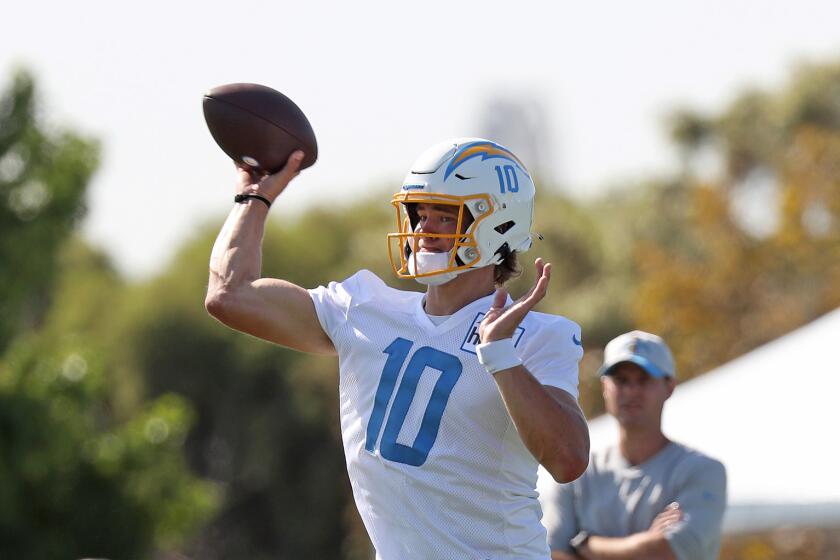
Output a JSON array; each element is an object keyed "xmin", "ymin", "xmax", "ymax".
[
  {"xmin": 494, "ymin": 221, "xmax": 515, "ymax": 235},
  {"xmin": 494, "ymin": 242, "xmax": 511, "ymax": 261}
]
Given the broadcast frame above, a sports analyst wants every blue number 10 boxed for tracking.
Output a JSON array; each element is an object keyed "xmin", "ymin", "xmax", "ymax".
[
  {"xmin": 364, "ymin": 338, "xmax": 463, "ymax": 466},
  {"xmin": 495, "ymin": 164, "xmax": 519, "ymax": 193}
]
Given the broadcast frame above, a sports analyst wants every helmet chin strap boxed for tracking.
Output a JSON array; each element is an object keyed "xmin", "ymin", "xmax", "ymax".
[{"xmin": 407, "ymin": 251, "xmax": 459, "ymax": 286}]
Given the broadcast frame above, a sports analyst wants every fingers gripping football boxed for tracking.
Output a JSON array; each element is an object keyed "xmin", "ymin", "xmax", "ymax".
[{"xmin": 236, "ymin": 150, "xmax": 304, "ymax": 204}]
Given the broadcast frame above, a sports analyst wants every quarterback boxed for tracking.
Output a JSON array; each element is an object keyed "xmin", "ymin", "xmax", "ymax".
[{"xmin": 206, "ymin": 138, "xmax": 590, "ymax": 558}]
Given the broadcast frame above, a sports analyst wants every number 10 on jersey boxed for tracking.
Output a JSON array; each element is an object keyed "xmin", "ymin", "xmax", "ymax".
[{"xmin": 364, "ymin": 338, "xmax": 463, "ymax": 466}]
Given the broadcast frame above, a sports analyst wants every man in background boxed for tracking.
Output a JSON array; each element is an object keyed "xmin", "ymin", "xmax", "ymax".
[{"xmin": 541, "ymin": 331, "xmax": 727, "ymax": 560}]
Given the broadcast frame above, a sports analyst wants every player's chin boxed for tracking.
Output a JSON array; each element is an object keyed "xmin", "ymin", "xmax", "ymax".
[{"xmin": 616, "ymin": 408, "xmax": 645, "ymax": 424}]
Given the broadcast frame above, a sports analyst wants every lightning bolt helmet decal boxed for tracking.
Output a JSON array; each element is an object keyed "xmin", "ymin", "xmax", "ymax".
[{"xmin": 443, "ymin": 140, "xmax": 531, "ymax": 180}]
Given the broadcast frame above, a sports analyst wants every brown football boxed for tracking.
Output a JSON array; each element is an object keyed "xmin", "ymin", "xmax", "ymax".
[{"xmin": 203, "ymin": 83, "xmax": 317, "ymax": 173}]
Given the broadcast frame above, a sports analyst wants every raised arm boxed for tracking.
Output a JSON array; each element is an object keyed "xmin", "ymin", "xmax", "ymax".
[
  {"xmin": 205, "ymin": 151, "xmax": 335, "ymax": 355},
  {"xmin": 479, "ymin": 258, "xmax": 590, "ymax": 483}
]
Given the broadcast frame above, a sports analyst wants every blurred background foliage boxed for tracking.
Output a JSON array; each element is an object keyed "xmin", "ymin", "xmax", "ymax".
[{"xmin": 1, "ymin": 57, "xmax": 839, "ymax": 558}]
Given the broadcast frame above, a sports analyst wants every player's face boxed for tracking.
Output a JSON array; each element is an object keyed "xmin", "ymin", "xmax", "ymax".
[
  {"xmin": 413, "ymin": 203, "xmax": 462, "ymax": 253},
  {"xmin": 602, "ymin": 362, "xmax": 674, "ymax": 429}
]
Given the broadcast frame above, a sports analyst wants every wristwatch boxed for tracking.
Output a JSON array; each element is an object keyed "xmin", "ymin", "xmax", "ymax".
[{"xmin": 569, "ymin": 530, "xmax": 590, "ymax": 553}]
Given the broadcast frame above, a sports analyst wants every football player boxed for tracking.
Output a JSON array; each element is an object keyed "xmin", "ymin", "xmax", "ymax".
[{"xmin": 206, "ymin": 138, "xmax": 590, "ymax": 558}]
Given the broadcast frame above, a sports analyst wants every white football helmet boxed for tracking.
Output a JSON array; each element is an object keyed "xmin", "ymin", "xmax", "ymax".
[{"xmin": 388, "ymin": 138, "xmax": 535, "ymax": 285}]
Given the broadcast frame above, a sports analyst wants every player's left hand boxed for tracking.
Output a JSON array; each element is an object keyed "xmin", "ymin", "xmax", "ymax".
[{"xmin": 479, "ymin": 258, "xmax": 551, "ymax": 343}]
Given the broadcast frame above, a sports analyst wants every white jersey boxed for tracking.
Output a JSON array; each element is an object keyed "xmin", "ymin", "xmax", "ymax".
[{"xmin": 309, "ymin": 270, "xmax": 583, "ymax": 559}]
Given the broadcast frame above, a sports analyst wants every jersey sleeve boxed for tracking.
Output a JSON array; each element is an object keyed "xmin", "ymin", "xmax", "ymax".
[
  {"xmin": 308, "ymin": 280, "xmax": 351, "ymax": 342},
  {"xmin": 308, "ymin": 270, "xmax": 374, "ymax": 344},
  {"xmin": 520, "ymin": 316, "xmax": 583, "ymax": 399},
  {"xmin": 664, "ymin": 457, "xmax": 728, "ymax": 560}
]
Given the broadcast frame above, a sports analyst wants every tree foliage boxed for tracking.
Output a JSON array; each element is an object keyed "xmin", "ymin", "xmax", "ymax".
[
  {"xmin": 0, "ymin": 250, "xmax": 217, "ymax": 559},
  {"xmin": 0, "ymin": 69, "xmax": 99, "ymax": 354},
  {"xmin": 0, "ymin": 71, "xmax": 216, "ymax": 559},
  {"xmin": 634, "ymin": 61, "xmax": 840, "ymax": 382}
]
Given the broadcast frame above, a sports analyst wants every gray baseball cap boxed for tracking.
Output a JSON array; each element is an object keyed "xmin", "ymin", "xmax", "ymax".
[{"xmin": 598, "ymin": 330, "xmax": 676, "ymax": 379}]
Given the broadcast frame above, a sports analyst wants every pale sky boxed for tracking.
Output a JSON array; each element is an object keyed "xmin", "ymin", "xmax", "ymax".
[{"xmin": 3, "ymin": 0, "xmax": 840, "ymax": 278}]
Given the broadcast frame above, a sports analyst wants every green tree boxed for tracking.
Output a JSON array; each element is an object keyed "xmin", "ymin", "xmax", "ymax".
[
  {"xmin": 0, "ymin": 329, "xmax": 216, "ymax": 560},
  {"xmin": 0, "ymin": 70, "xmax": 217, "ymax": 559},
  {"xmin": 632, "ymin": 59, "xmax": 840, "ymax": 381},
  {"xmin": 0, "ymin": 69, "xmax": 99, "ymax": 354}
]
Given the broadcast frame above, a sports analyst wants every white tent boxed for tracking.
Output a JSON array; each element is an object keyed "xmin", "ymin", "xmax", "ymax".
[{"xmin": 538, "ymin": 307, "xmax": 840, "ymax": 533}]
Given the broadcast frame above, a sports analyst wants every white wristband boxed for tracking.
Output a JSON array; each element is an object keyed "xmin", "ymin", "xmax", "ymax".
[{"xmin": 476, "ymin": 338, "xmax": 523, "ymax": 375}]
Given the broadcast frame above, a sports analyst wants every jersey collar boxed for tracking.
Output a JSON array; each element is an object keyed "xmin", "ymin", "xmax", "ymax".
[{"xmin": 414, "ymin": 291, "xmax": 513, "ymax": 335}]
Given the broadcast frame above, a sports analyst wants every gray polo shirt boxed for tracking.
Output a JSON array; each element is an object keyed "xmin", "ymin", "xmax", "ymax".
[{"xmin": 541, "ymin": 441, "xmax": 727, "ymax": 560}]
